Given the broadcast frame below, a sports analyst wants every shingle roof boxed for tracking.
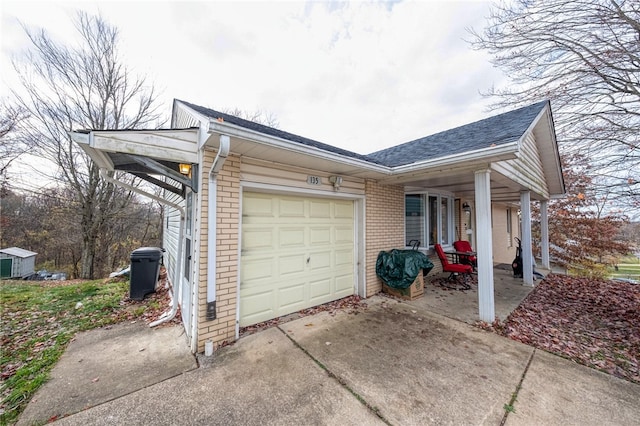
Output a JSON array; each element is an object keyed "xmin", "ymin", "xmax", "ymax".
[
  {"xmin": 177, "ymin": 100, "xmax": 382, "ymax": 164},
  {"xmin": 178, "ymin": 99, "xmax": 549, "ymax": 168},
  {"xmin": 367, "ymin": 100, "xmax": 549, "ymax": 167}
]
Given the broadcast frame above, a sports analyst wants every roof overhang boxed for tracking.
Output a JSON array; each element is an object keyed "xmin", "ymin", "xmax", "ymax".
[
  {"xmin": 531, "ymin": 105, "xmax": 565, "ymax": 196},
  {"xmin": 70, "ymin": 101, "xmax": 565, "ymax": 204},
  {"xmin": 70, "ymin": 129, "xmax": 199, "ymax": 195}
]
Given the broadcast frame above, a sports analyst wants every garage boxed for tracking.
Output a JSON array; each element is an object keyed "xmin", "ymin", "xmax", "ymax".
[{"xmin": 240, "ymin": 192, "xmax": 356, "ymax": 326}]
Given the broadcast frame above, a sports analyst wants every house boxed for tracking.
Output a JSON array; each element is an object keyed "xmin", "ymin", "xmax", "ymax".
[
  {"xmin": 71, "ymin": 99, "xmax": 564, "ymax": 353},
  {"xmin": 0, "ymin": 247, "xmax": 37, "ymax": 279}
]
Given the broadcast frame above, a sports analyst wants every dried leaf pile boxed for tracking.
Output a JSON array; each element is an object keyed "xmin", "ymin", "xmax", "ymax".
[{"xmin": 487, "ymin": 274, "xmax": 639, "ymax": 384}]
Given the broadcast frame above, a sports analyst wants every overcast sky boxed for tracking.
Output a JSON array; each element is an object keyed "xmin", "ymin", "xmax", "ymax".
[{"xmin": 1, "ymin": 0, "xmax": 506, "ymax": 156}]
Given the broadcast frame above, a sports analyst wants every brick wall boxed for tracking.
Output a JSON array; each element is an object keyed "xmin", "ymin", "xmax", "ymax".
[
  {"xmin": 196, "ymin": 151, "xmax": 240, "ymax": 353},
  {"xmin": 364, "ymin": 180, "xmax": 405, "ymax": 296}
]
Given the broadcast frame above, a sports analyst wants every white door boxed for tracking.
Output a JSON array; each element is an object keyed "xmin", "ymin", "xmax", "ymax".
[
  {"xmin": 181, "ymin": 191, "xmax": 193, "ymax": 336},
  {"xmin": 240, "ymin": 192, "xmax": 355, "ymax": 326}
]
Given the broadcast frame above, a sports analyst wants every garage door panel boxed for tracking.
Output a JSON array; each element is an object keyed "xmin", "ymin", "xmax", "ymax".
[
  {"xmin": 309, "ymin": 251, "xmax": 331, "ymax": 271},
  {"xmin": 335, "ymin": 274, "xmax": 355, "ymax": 293},
  {"xmin": 243, "ymin": 194, "xmax": 275, "ymax": 217},
  {"xmin": 279, "ymin": 198, "xmax": 305, "ymax": 217},
  {"xmin": 278, "ymin": 282, "xmax": 306, "ymax": 311},
  {"xmin": 335, "ymin": 226, "xmax": 354, "ymax": 244},
  {"xmin": 279, "ymin": 254, "xmax": 306, "ymax": 275},
  {"xmin": 334, "ymin": 248, "xmax": 354, "ymax": 267},
  {"xmin": 241, "ymin": 257, "xmax": 274, "ymax": 282},
  {"xmin": 309, "ymin": 200, "xmax": 331, "ymax": 218},
  {"xmin": 310, "ymin": 227, "xmax": 331, "ymax": 245},
  {"xmin": 279, "ymin": 227, "xmax": 306, "ymax": 248},
  {"xmin": 243, "ymin": 228, "xmax": 274, "ymax": 251},
  {"xmin": 240, "ymin": 289, "xmax": 275, "ymax": 324},
  {"xmin": 241, "ymin": 192, "xmax": 356, "ymax": 327},
  {"xmin": 309, "ymin": 277, "xmax": 332, "ymax": 300},
  {"xmin": 334, "ymin": 201, "xmax": 354, "ymax": 219}
]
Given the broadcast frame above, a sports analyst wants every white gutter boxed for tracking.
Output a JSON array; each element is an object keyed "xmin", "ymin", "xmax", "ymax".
[
  {"xmin": 208, "ymin": 120, "xmax": 522, "ymax": 180},
  {"xmin": 390, "ymin": 141, "xmax": 519, "ymax": 174},
  {"xmin": 99, "ymin": 169, "xmax": 185, "ymax": 328},
  {"xmin": 208, "ymin": 121, "xmax": 387, "ymax": 174},
  {"xmin": 205, "ymin": 134, "xmax": 230, "ymax": 320}
]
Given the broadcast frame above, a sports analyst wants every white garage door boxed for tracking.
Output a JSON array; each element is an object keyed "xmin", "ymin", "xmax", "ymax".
[{"xmin": 240, "ymin": 192, "xmax": 355, "ymax": 326}]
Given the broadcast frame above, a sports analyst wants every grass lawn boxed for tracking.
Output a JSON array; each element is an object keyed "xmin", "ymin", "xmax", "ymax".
[
  {"xmin": 0, "ymin": 278, "xmax": 174, "ymax": 425},
  {"xmin": 488, "ymin": 274, "xmax": 639, "ymax": 384}
]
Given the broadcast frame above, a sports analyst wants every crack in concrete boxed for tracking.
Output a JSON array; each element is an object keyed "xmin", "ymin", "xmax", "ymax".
[{"xmin": 501, "ymin": 348, "xmax": 537, "ymax": 425}]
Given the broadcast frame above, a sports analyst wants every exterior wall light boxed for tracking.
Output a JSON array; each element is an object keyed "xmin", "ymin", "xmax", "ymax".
[
  {"xmin": 179, "ymin": 163, "xmax": 192, "ymax": 176},
  {"xmin": 328, "ymin": 175, "xmax": 343, "ymax": 190},
  {"xmin": 462, "ymin": 201, "xmax": 472, "ymax": 214}
]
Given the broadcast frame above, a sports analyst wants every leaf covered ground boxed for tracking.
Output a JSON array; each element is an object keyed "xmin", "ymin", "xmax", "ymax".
[
  {"xmin": 483, "ymin": 274, "xmax": 639, "ymax": 384},
  {"xmin": 0, "ymin": 274, "xmax": 179, "ymax": 425}
]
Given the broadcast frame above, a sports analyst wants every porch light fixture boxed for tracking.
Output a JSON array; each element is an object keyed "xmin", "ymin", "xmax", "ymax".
[
  {"xmin": 179, "ymin": 163, "xmax": 192, "ymax": 176},
  {"xmin": 462, "ymin": 202, "xmax": 472, "ymax": 214},
  {"xmin": 329, "ymin": 175, "xmax": 343, "ymax": 190}
]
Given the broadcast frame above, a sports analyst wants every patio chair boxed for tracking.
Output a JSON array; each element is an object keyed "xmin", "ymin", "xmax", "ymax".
[
  {"xmin": 453, "ymin": 240, "xmax": 477, "ymax": 271},
  {"xmin": 434, "ymin": 244, "xmax": 474, "ymax": 290}
]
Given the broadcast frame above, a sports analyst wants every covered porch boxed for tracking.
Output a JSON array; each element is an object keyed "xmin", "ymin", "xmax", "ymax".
[
  {"xmin": 368, "ymin": 101, "xmax": 564, "ymax": 323},
  {"xmin": 407, "ymin": 264, "xmax": 547, "ymax": 324}
]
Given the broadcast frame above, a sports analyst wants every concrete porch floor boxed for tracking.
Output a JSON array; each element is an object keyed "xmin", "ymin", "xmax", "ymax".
[{"xmin": 405, "ymin": 264, "xmax": 542, "ymax": 324}]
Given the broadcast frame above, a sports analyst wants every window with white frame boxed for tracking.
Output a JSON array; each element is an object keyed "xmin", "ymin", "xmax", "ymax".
[{"xmin": 405, "ymin": 192, "xmax": 454, "ymax": 247}]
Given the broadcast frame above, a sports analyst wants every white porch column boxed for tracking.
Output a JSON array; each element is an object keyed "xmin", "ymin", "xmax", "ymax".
[
  {"xmin": 520, "ymin": 191, "xmax": 534, "ymax": 286},
  {"xmin": 474, "ymin": 169, "xmax": 495, "ymax": 322},
  {"xmin": 540, "ymin": 200, "xmax": 550, "ymax": 269}
]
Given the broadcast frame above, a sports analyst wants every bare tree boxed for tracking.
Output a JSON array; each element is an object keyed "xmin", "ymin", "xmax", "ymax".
[
  {"xmin": 0, "ymin": 102, "xmax": 29, "ymax": 186},
  {"xmin": 10, "ymin": 12, "xmax": 164, "ymax": 278},
  {"xmin": 470, "ymin": 0, "xmax": 640, "ymax": 212}
]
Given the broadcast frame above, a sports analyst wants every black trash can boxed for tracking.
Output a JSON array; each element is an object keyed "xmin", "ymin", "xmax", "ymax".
[{"xmin": 129, "ymin": 247, "xmax": 164, "ymax": 300}]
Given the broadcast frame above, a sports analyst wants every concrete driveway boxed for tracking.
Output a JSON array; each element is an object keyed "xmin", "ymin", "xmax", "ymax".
[{"xmin": 17, "ymin": 296, "xmax": 640, "ymax": 425}]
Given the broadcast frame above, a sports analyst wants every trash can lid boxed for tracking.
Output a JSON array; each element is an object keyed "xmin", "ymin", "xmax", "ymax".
[{"xmin": 130, "ymin": 247, "xmax": 164, "ymax": 259}]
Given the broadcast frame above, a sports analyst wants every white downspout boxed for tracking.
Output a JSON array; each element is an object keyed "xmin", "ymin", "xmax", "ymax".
[
  {"xmin": 205, "ymin": 134, "xmax": 230, "ymax": 320},
  {"xmin": 99, "ymin": 169, "xmax": 185, "ymax": 327}
]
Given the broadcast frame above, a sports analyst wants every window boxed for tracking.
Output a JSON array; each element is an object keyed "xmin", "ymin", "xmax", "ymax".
[
  {"xmin": 440, "ymin": 197, "xmax": 450, "ymax": 245},
  {"xmin": 405, "ymin": 194, "xmax": 425, "ymax": 246},
  {"xmin": 185, "ymin": 191, "xmax": 193, "ymax": 237},
  {"xmin": 405, "ymin": 192, "xmax": 453, "ymax": 247}
]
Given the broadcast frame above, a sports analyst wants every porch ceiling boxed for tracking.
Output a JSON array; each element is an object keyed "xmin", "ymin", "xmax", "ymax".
[{"xmin": 398, "ymin": 167, "xmax": 542, "ymax": 203}]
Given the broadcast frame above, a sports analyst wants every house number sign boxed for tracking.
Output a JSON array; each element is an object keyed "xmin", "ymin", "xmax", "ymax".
[{"xmin": 306, "ymin": 176, "xmax": 322, "ymax": 185}]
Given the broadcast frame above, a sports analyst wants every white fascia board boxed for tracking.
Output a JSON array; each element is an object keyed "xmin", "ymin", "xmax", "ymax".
[
  {"xmin": 527, "ymin": 104, "xmax": 565, "ymax": 196},
  {"xmin": 89, "ymin": 130, "xmax": 199, "ymax": 163},
  {"xmin": 69, "ymin": 131, "xmax": 89, "ymax": 145},
  {"xmin": 389, "ymin": 142, "xmax": 519, "ymax": 175},
  {"xmin": 70, "ymin": 131, "xmax": 113, "ymax": 169},
  {"xmin": 542, "ymin": 109, "xmax": 566, "ymax": 195},
  {"xmin": 208, "ymin": 120, "xmax": 391, "ymax": 175}
]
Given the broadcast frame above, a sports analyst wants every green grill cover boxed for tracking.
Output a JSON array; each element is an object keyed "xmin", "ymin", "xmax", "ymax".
[{"xmin": 375, "ymin": 249, "xmax": 434, "ymax": 289}]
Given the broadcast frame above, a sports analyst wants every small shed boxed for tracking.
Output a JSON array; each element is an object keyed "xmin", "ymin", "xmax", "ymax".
[{"xmin": 0, "ymin": 247, "xmax": 37, "ymax": 279}]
